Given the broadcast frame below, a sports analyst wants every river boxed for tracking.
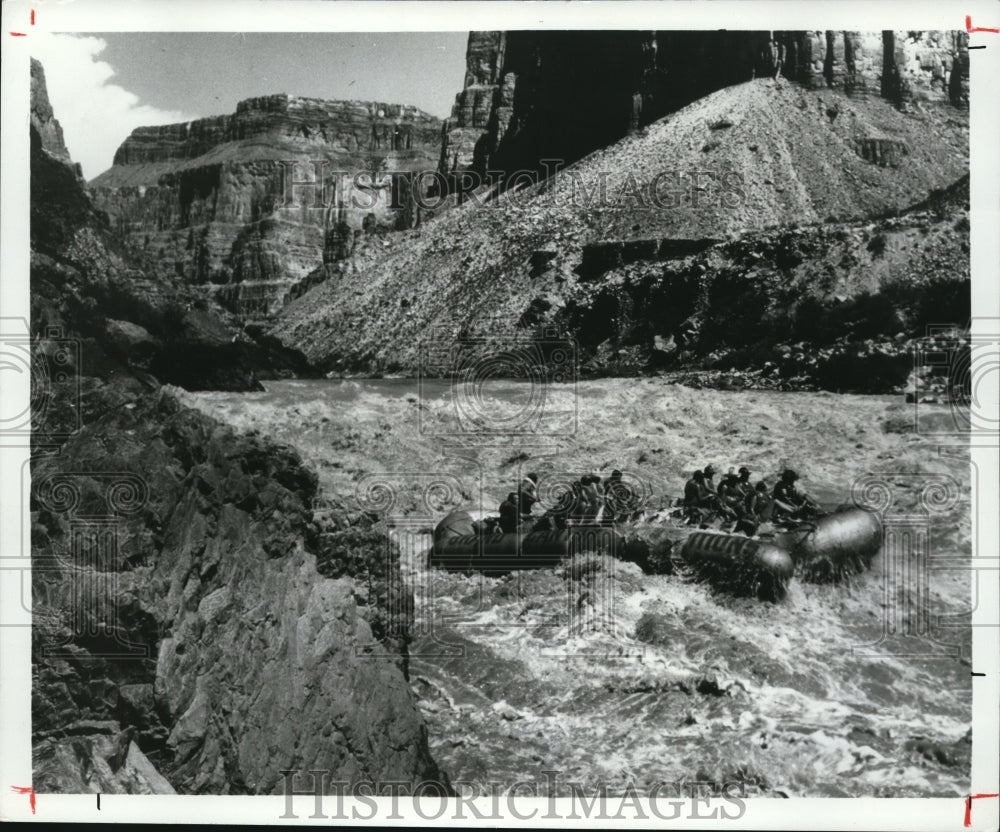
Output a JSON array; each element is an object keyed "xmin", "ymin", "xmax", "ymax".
[{"xmin": 182, "ymin": 377, "xmax": 972, "ymax": 797}]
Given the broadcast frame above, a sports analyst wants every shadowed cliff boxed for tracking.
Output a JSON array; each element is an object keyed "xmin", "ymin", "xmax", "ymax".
[{"xmin": 30, "ymin": 58, "xmax": 443, "ymax": 795}]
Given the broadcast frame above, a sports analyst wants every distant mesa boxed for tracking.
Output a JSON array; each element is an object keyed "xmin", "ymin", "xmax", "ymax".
[{"xmin": 89, "ymin": 94, "xmax": 444, "ymax": 322}]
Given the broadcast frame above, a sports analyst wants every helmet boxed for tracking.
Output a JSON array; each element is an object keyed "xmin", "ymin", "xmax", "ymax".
[
  {"xmin": 738, "ymin": 466, "xmax": 750, "ymax": 476},
  {"xmin": 782, "ymin": 469, "xmax": 799, "ymax": 481}
]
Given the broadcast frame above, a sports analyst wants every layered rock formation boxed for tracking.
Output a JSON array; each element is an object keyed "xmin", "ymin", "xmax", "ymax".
[
  {"xmin": 31, "ymin": 61, "xmax": 441, "ymax": 792},
  {"xmin": 558, "ymin": 175, "xmax": 971, "ymax": 389},
  {"xmin": 90, "ymin": 96, "xmax": 443, "ymax": 321},
  {"xmin": 275, "ymin": 76, "xmax": 968, "ymax": 379},
  {"xmin": 31, "ymin": 120, "xmax": 313, "ymax": 392},
  {"xmin": 439, "ymin": 30, "xmax": 968, "ymax": 185}
]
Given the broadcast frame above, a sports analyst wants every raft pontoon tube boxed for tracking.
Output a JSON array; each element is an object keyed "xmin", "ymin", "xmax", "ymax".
[
  {"xmin": 431, "ymin": 510, "xmax": 625, "ymax": 573},
  {"xmin": 682, "ymin": 506, "xmax": 883, "ymax": 600},
  {"xmin": 776, "ymin": 506, "xmax": 883, "ymax": 582},
  {"xmin": 680, "ymin": 531, "xmax": 795, "ymax": 601}
]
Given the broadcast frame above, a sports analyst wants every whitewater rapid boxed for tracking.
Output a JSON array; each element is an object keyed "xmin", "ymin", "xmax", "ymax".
[{"xmin": 184, "ymin": 378, "xmax": 972, "ymax": 797}]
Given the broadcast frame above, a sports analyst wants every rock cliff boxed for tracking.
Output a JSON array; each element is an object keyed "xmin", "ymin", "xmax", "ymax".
[
  {"xmin": 90, "ymin": 96, "xmax": 443, "ymax": 321},
  {"xmin": 439, "ymin": 30, "xmax": 968, "ymax": 185},
  {"xmin": 32, "ymin": 380, "xmax": 442, "ymax": 794},
  {"xmin": 31, "ymin": 119, "xmax": 313, "ymax": 392},
  {"xmin": 30, "ymin": 58, "xmax": 76, "ymax": 169},
  {"xmin": 31, "ymin": 60, "xmax": 441, "ymax": 793},
  {"xmin": 558, "ymin": 175, "xmax": 971, "ymax": 389},
  {"xmin": 275, "ymin": 77, "xmax": 968, "ymax": 380}
]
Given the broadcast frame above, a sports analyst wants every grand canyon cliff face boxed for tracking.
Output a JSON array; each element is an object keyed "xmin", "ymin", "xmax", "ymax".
[
  {"xmin": 439, "ymin": 30, "xmax": 969, "ymax": 183},
  {"xmin": 31, "ymin": 60, "xmax": 441, "ymax": 794},
  {"xmin": 90, "ymin": 96, "xmax": 442, "ymax": 321},
  {"xmin": 276, "ymin": 29, "xmax": 968, "ymax": 381}
]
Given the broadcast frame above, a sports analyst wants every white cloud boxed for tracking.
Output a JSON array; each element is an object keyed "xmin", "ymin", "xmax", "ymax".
[{"xmin": 31, "ymin": 33, "xmax": 197, "ymax": 181}]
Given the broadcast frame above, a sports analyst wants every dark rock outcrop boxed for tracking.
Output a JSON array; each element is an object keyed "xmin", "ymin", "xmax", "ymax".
[
  {"xmin": 90, "ymin": 96, "xmax": 443, "ymax": 321},
  {"xmin": 558, "ymin": 176, "xmax": 971, "ymax": 389},
  {"xmin": 32, "ymin": 381, "xmax": 441, "ymax": 794},
  {"xmin": 30, "ymin": 58, "xmax": 76, "ymax": 170}
]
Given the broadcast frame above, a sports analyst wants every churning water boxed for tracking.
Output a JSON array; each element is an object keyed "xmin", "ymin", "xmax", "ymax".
[{"xmin": 185, "ymin": 378, "xmax": 973, "ymax": 797}]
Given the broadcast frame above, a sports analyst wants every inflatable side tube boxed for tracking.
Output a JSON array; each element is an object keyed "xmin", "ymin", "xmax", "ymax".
[
  {"xmin": 680, "ymin": 531, "xmax": 794, "ymax": 601},
  {"xmin": 434, "ymin": 509, "xmax": 476, "ymax": 543},
  {"xmin": 430, "ymin": 526, "xmax": 624, "ymax": 572},
  {"xmin": 776, "ymin": 507, "xmax": 882, "ymax": 582}
]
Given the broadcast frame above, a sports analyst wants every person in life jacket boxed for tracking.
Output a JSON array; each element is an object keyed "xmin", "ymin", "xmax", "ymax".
[
  {"xmin": 499, "ymin": 492, "xmax": 521, "ymax": 534},
  {"xmin": 518, "ymin": 472, "xmax": 539, "ymax": 520},
  {"xmin": 545, "ymin": 480, "xmax": 577, "ymax": 530},
  {"xmin": 733, "ymin": 467, "xmax": 753, "ymax": 499},
  {"xmin": 703, "ymin": 464, "xmax": 717, "ymax": 492},
  {"xmin": 605, "ymin": 469, "xmax": 641, "ymax": 524},
  {"xmin": 772, "ymin": 469, "xmax": 818, "ymax": 520},
  {"xmin": 717, "ymin": 468, "xmax": 744, "ymax": 511},
  {"xmin": 736, "ymin": 481, "xmax": 774, "ymax": 536},
  {"xmin": 683, "ymin": 469, "xmax": 719, "ymax": 523},
  {"xmin": 580, "ymin": 474, "xmax": 603, "ymax": 523}
]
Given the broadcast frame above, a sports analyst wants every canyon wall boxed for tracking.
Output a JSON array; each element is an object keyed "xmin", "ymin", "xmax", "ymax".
[
  {"xmin": 439, "ymin": 30, "xmax": 969, "ymax": 184},
  {"xmin": 30, "ymin": 58, "xmax": 80, "ymax": 175},
  {"xmin": 31, "ymin": 59, "xmax": 441, "ymax": 793},
  {"xmin": 90, "ymin": 96, "xmax": 443, "ymax": 321}
]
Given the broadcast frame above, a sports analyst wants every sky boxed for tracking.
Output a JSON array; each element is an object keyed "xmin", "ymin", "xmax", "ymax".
[{"xmin": 31, "ymin": 32, "xmax": 469, "ymax": 180}]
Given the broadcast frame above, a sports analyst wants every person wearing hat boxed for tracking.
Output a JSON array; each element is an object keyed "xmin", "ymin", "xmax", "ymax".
[
  {"xmin": 712, "ymin": 470, "xmax": 739, "ymax": 523},
  {"xmin": 715, "ymin": 468, "xmax": 743, "ymax": 521},
  {"xmin": 702, "ymin": 464, "xmax": 717, "ymax": 494},
  {"xmin": 737, "ymin": 481, "xmax": 774, "ymax": 535},
  {"xmin": 580, "ymin": 474, "xmax": 603, "ymax": 522},
  {"xmin": 734, "ymin": 466, "xmax": 753, "ymax": 499},
  {"xmin": 717, "ymin": 467, "xmax": 738, "ymax": 495},
  {"xmin": 605, "ymin": 469, "xmax": 641, "ymax": 524},
  {"xmin": 772, "ymin": 468, "xmax": 817, "ymax": 520}
]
